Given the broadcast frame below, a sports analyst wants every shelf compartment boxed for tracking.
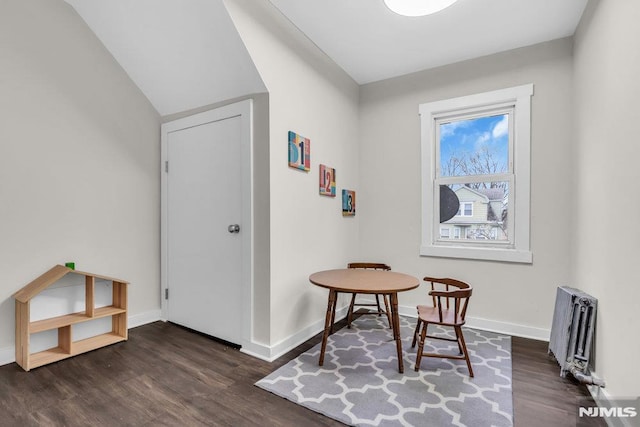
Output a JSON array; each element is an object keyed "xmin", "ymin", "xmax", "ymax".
[
  {"xmin": 72, "ymin": 332, "xmax": 126, "ymax": 355},
  {"xmin": 29, "ymin": 346, "xmax": 70, "ymax": 369},
  {"xmin": 28, "ymin": 332, "xmax": 126, "ymax": 370},
  {"xmin": 29, "ymin": 306, "xmax": 127, "ymax": 334}
]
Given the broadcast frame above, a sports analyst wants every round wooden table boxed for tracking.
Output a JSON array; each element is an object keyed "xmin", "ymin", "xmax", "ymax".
[{"xmin": 309, "ymin": 269, "xmax": 420, "ymax": 373}]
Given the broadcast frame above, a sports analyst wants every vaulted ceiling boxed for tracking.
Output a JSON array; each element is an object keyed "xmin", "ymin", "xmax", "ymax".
[
  {"xmin": 64, "ymin": 0, "xmax": 588, "ymax": 116},
  {"xmin": 64, "ymin": 0, "xmax": 266, "ymax": 116}
]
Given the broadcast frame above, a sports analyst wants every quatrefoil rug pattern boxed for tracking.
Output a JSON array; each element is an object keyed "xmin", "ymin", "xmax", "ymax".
[{"xmin": 256, "ymin": 315, "xmax": 512, "ymax": 427}]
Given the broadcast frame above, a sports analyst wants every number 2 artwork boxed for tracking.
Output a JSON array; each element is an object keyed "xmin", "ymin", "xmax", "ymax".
[
  {"xmin": 342, "ymin": 189, "xmax": 356, "ymax": 216},
  {"xmin": 288, "ymin": 131, "xmax": 310, "ymax": 171},
  {"xmin": 319, "ymin": 164, "xmax": 336, "ymax": 197}
]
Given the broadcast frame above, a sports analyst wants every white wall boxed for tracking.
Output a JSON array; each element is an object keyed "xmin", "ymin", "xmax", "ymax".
[
  {"xmin": 225, "ymin": 0, "xmax": 360, "ymax": 350},
  {"xmin": 0, "ymin": 0, "xmax": 161, "ymax": 359},
  {"xmin": 573, "ymin": 0, "xmax": 640, "ymax": 399},
  {"xmin": 358, "ymin": 38, "xmax": 575, "ymax": 339}
]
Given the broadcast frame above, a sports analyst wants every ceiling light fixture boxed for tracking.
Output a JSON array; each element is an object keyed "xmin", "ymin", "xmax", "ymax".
[{"xmin": 383, "ymin": 0, "xmax": 459, "ymax": 17}]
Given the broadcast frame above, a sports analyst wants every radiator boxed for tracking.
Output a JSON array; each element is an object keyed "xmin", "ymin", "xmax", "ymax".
[{"xmin": 548, "ymin": 286, "xmax": 604, "ymax": 386}]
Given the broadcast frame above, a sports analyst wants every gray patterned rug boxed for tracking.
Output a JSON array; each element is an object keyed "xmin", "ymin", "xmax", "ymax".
[{"xmin": 256, "ymin": 315, "xmax": 512, "ymax": 426}]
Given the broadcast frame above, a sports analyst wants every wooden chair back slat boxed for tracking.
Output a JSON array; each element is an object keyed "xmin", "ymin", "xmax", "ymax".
[
  {"xmin": 345, "ymin": 262, "xmax": 392, "ymax": 329},
  {"xmin": 347, "ymin": 263, "xmax": 391, "ymax": 271}
]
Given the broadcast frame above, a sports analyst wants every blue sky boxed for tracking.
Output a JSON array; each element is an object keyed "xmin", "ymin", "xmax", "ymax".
[{"xmin": 439, "ymin": 114, "xmax": 509, "ymax": 176}]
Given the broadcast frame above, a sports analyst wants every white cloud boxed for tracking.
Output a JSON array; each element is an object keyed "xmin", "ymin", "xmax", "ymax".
[
  {"xmin": 440, "ymin": 119, "xmax": 472, "ymax": 138},
  {"xmin": 474, "ymin": 132, "xmax": 491, "ymax": 151},
  {"xmin": 492, "ymin": 115, "xmax": 508, "ymax": 138}
]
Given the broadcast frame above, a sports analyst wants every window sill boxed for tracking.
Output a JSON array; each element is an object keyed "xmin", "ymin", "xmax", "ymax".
[{"xmin": 420, "ymin": 244, "xmax": 532, "ymax": 264}]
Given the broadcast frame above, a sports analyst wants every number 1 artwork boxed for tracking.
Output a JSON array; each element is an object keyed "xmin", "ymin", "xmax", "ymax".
[
  {"xmin": 319, "ymin": 164, "xmax": 336, "ymax": 197},
  {"xmin": 288, "ymin": 131, "xmax": 310, "ymax": 171},
  {"xmin": 342, "ymin": 189, "xmax": 356, "ymax": 216}
]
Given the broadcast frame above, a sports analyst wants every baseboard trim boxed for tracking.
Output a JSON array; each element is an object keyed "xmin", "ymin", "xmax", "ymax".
[
  {"xmin": 465, "ymin": 315, "xmax": 550, "ymax": 341},
  {"xmin": 241, "ymin": 306, "xmax": 349, "ymax": 362},
  {"xmin": 396, "ymin": 304, "xmax": 550, "ymax": 341},
  {"xmin": 586, "ymin": 383, "xmax": 636, "ymax": 427},
  {"xmin": 1, "ymin": 305, "xmax": 550, "ymax": 367},
  {"xmin": 0, "ymin": 309, "xmax": 163, "ymax": 368},
  {"xmin": 240, "ymin": 303, "xmax": 552, "ymax": 364},
  {"xmin": 128, "ymin": 309, "xmax": 162, "ymax": 329},
  {"xmin": 0, "ymin": 345, "xmax": 14, "ymax": 368}
]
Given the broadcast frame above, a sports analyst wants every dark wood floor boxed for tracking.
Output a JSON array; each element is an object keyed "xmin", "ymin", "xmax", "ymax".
[{"xmin": 0, "ymin": 316, "xmax": 603, "ymax": 427}]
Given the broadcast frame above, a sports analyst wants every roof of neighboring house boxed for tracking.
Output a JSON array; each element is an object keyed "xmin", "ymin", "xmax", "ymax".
[
  {"xmin": 455, "ymin": 186, "xmax": 505, "ymax": 202},
  {"xmin": 477, "ymin": 188, "xmax": 505, "ymax": 201},
  {"xmin": 455, "ymin": 186, "xmax": 489, "ymax": 202}
]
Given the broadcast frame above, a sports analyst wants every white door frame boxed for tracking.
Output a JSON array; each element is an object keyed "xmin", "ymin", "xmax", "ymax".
[{"xmin": 160, "ymin": 99, "xmax": 253, "ymax": 348}]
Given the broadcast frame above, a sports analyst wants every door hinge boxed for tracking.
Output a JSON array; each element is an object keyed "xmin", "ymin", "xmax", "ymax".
[
  {"xmin": 165, "ymin": 161, "xmax": 169, "ymax": 173},
  {"xmin": 165, "ymin": 288, "xmax": 169, "ymax": 299}
]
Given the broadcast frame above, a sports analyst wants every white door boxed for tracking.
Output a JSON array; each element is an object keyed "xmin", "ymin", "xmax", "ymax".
[{"xmin": 162, "ymin": 101, "xmax": 251, "ymax": 346}]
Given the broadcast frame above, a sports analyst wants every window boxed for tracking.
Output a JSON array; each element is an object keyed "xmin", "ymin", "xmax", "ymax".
[
  {"xmin": 457, "ymin": 202, "xmax": 473, "ymax": 217},
  {"xmin": 440, "ymin": 227, "xmax": 450, "ymax": 239},
  {"xmin": 420, "ymin": 84, "xmax": 533, "ymax": 263}
]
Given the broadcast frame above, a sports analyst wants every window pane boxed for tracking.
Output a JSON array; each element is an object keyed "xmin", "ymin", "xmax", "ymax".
[
  {"xmin": 439, "ymin": 114, "xmax": 509, "ymax": 178},
  {"xmin": 441, "ymin": 182, "xmax": 509, "ymax": 242}
]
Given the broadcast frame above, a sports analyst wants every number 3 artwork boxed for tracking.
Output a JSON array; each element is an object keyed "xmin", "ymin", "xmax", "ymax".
[{"xmin": 342, "ymin": 189, "xmax": 356, "ymax": 216}]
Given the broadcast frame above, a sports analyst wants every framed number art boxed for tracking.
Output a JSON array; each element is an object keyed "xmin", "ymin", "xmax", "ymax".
[
  {"xmin": 319, "ymin": 164, "xmax": 336, "ymax": 197},
  {"xmin": 288, "ymin": 131, "xmax": 310, "ymax": 171},
  {"xmin": 342, "ymin": 189, "xmax": 356, "ymax": 216}
]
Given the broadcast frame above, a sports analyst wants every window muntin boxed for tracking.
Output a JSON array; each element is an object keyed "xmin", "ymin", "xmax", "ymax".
[{"xmin": 420, "ymin": 84, "xmax": 533, "ymax": 263}]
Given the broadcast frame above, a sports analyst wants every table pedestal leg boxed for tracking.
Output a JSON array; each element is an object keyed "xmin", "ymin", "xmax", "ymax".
[
  {"xmin": 319, "ymin": 290, "xmax": 337, "ymax": 366},
  {"xmin": 390, "ymin": 292, "xmax": 404, "ymax": 373}
]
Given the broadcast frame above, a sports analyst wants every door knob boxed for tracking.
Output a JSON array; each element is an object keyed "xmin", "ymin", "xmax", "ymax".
[{"xmin": 228, "ymin": 224, "xmax": 240, "ymax": 233}]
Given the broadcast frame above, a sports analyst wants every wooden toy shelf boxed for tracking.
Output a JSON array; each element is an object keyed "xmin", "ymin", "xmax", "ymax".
[{"xmin": 13, "ymin": 265, "xmax": 129, "ymax": 371}]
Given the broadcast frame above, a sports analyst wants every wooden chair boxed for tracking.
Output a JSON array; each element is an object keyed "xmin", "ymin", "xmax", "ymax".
[
  {"xmin": 346, "ymin": 263, "xmax": 392, "ymax": 328},
  {"xmin": 412, "ymin": 277, "xmax": 474, "ymax": 377}
]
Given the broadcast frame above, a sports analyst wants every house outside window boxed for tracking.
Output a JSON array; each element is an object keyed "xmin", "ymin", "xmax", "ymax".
[
  {"xmin": 440, "ymin": 227, "xmax": 450, "ymax": 239},
  {"xmin": 420, "ymin": 84, "xmax": 533, "ymax": 263}
]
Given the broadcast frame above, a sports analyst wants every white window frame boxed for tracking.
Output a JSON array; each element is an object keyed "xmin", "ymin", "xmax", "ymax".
[{"xmin": 420, "ymin": 84, "xmax": 533, "ymax": 263}]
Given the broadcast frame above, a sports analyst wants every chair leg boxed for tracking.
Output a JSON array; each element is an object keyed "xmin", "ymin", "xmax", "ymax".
[
  {"xmin": 347, "ymin": 293, "xmax": 357, "ymax": 328},
  {"xmin": 375, "ymin": 294, "xmax": 383, "ymax": 316},
  {"xmin": 453, "ymin": 327, "xmax": 463, "ymax": 355},
  {"xmin": 411, "ymin": 318, "xmax": 422, "ymax": 348},
  {"xmin": 455, "ymin": 325, "xmax": 474, "ymax": 377},
  {"xmin": 382, "ymin": 295, "xmax": 392, "ymax": 328},
  {"xmin": 414, "ymin": 322, "xmax": 428, "ymax": 371}
]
